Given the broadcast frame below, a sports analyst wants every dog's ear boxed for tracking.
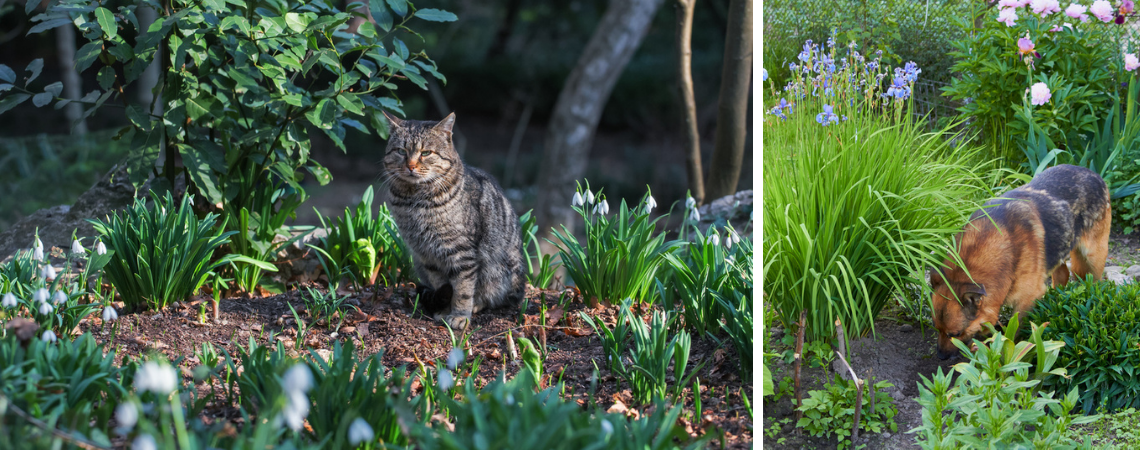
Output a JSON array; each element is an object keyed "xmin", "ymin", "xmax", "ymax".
[
  {"xmin": 961, "ymin": 283, "xmax": 986, "ymax": 304},
  {"xmin": 928, "ymin": 265, "xmax": 945, "ymax": 287}
]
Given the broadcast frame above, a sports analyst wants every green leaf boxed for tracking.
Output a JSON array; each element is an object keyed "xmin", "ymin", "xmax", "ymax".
[
  {"xmin": 97, "ymin": 66, "xmax": 116, "ymax": 90},
  {"xmin": 336, "ymin": 93, "xmax": 364, "ymax": 115},
  {"xmin": 368, "ymin": 0, "xmax": 393, "ymax": 31},
  {"xmin": 284, "ymin": 12, "xmax": 308, "ymax": 33},
  {"xmin": 32, "ymin": 92, "xmax": 52, "ymax": 107},
  {"xmin": 414, "ymin": 8, "xmax": 457, "ymax": 22},
  {"xmin": 25, "ymin": 59, "xmax": 43, "ymax": 85},
  {"xmin": 95, "ymin": 7, "xmax": 118, "ymax": 39},
  {"xmin": 43, "ymin": 81, "xmax": 63, "ymax": 97},
  {"xmin": 307, "ymin": 164, "xmax": 332, "ymax": 185},
  {"xmin": 75, "ymin": 42, "xmax": 102, "ymax": 73},
  {"xmin": 185, "ymin": 95, "xmax": 219, "ymax": 121},
  {"xmin": 27, "ymin": 18, "xmax": 72, "ymax": 35},
  {"xmin": 226, "ymin": 255, "xmax": 278, "ymax": 272},
  {"xmin": 385, "ymin": 0, "xmax": 408, "ymax": 17},
  {"xmin": 178, "ymin": 143, "xmax": 225, "ymax": 205},
  {"xmin": 126, "ymin": 104, "xmax": 153, "ymax": 131},
  {"xmin": 0, "ymin": 64, "xmax": 14, "ymax": 83}
]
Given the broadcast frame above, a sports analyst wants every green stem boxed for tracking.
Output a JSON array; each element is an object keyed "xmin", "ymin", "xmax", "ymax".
[{"xmin": 169, "ymin": 389, "xmax": 193, "ymax": 449}]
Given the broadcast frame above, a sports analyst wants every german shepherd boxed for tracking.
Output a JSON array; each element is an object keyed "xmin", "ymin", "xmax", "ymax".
[{"xmin": 930, "ymin": 164, "xmax": 1111, "ymax": 359}]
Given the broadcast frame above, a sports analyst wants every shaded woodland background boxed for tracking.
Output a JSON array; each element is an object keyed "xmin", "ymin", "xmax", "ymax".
[{"xmin": 0, "ymin": 0, "xmax": 753, "ymax": 233}]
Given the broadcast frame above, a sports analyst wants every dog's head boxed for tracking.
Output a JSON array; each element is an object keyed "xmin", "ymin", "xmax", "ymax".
[{"xmin": 929, "ymin": 265, "xmax": 1000, "ymax": 360}]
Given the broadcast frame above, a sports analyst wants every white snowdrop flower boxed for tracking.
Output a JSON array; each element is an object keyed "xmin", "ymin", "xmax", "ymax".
[
  {"xmin": 685, "ymin": 197, "xmax": 696, "ymax": 209},
  {"xmin": 600, "ymin": 199, "xmax": 610, "ymax": 215},
  {"xmin": 447, "ymin": 347, "xmax": 465, "ymax": 370},
  {"xmin": 41, "ymin": 330, "xmax": 57, "ymax": 342},
  {"xmin": 438, "ymin": 368, "xmax": 454, "ymax": 391},
  {"xmin": 38, "ymin": 301, "xmax": 53, "ymax": 315},
  {"xmin": 95, "ymin": 241, "xmax": 107, "ymax": 255},
  {"xmin": 348, "ymin": 418, "xmax": 374, "ymax": 445},
  {"xmin": 585, "ymin": 190, "xmax": 595, "ymax": 205},
  {"xmin": 132, "ymin": 434, "xmax": 156, "ymax": 450},
  {"xmin": 505, "ymin": 393, "xmax": 515, "ymax": 405},
  {"xmin": 725, "ymin": 235, "xmax": 734, "ymax": 250},
  {"xmin": 115, "ymin": 402, "xmax": 138, "ymax": 429},
  {"xmin": 601, "ymin": 418, "xmax": 614, "ymax": 436},
  {"xmin": 103, "ymin": 306, "xmax": 119, "ymax": 322},
  {"xmin": 33, "ymin": 237, "xmax": 44, "ymax": 261},
  {"xmin": 643, "ymin": 195, "xmax": 657, "ymax": 214},
  {"xmin": 592, "ymin": 203, "xmax": 601, "ymax": 215},
  {"xmin": 708, "ymin": 234, "xmax": 720, "ymax": 247},
  {"xmin": 572, "ymin": 191, "xmax": 584, "ymax": 207},
  {"xmin": 282, "ymin": 364, "xmax": 313, "ymax": 394},
  {"xmin": 42, "ymin": 264, "xmax": 56, "ymax": 280},
  {"xmin": 1, "ymin": 293, "xmax": 16, "ymax": 308},
  {"xmin": 135, "ymin": 360, "xmax": 178, "ymax": 395},
  {"xmin": 281, "ymin": 390, "xmax": 310, "ymax": 431},
  {"xmin": 71, "ymin": 239, "xmax": 85, "ymax": 255},
  {"xmin": 52, "ymin": 290, "xmax": 67, "ymax": 305},
  {"xmin": 688, "ymin": 208, "xmax": 701, "ymax": 223},
  {"xmin": 33, "ymin": 288, "xmax": 49, "ymax": 303}
]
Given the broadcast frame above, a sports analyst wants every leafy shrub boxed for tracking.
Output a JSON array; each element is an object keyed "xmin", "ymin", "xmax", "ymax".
[
  {"xmin": 90, "ymin": 193, "xmax": 263, "ymax": 311},
  {"xmin": 312, "ymin": 186, "xmax": 414, "ymax": 290},
  {"xmin": 795, "ymin": 375, "xmax": 898, "ymax": 450},
  {"xmin": 909, "ymin": 315, "xmax": 1097, "ymax": 449},
  {"xmin": 551, "ymin": 184, "xmax": 678, "ymax": 305},
  {"xmin": 764, "ymin": 91, "xmax": 991, "ymax": 340},
  {"xmin": 1028, "ymin": 277, "xmax": 1140, "ymax": 414},
  {"xmin": 942, "ymin": 0, "xmax": 1122, "ymax": 162}
]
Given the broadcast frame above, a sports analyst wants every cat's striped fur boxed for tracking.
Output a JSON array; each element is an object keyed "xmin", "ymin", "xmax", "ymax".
[{"xmin": 380, "ymin": 111, "xmax": 526, "ymax": 330}]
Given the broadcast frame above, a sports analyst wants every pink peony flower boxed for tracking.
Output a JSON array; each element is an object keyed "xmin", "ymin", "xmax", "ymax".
[
  {"xmin": 1030, "ymin": 0, "xmax": 1062, "ymax": 15},
  {"xmin": 1066, "ymin": 3, "xmax": 1089, "ymax": 21},
  {"xmin": 1091, "ymin": 0, "xmax": 1115, "ymax": 21},
  {"xmin": 1018, "ymin": 35, "xmax": 1036, "ymax": 54},
  {"xmin": 1127, "ymin": 53, "xmax": 1140, "ymax": 71},
  {"xmin": 1030, "ymin": 82, "xmax": 1052, "ymax": 105},
  {"xmin": 999, "ymin": 0, "xmax": 1031, "ymax": 7},
  {"xmin": 998, "ymin": 7, "xmax": 1020, "ymax": 25}
]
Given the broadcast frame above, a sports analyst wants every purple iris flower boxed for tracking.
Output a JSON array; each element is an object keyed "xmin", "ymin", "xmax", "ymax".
[{"xmin": 816, "ymin": 104, "xmax": 839, "ymax": 126}]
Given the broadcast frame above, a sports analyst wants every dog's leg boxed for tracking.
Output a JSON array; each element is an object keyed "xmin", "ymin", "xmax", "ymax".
[
  {"xmin": 1073, "ymin": 202, "xmax": 1112, "ymax": 282},
  {"xmin": 1051, "ymin": 262, "xmax": 1071, "ymax": 287}
]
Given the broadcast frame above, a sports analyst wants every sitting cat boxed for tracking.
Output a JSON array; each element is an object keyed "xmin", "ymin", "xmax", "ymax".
[{"xmin": 380, "ymin": 111, "xmax": 526, "ymax": 330}]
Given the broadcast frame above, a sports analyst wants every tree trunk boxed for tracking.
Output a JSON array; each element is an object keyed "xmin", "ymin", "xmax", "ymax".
[
  {"xmin": 55, "ymin": 23, "xmax": 87, "ymax": 135},
  {"xmin": 675, "ymin": 0, "xmax": 704, "ymax": 204},
  {"xmin": 703, "ymin": 0, "xmax": 752, "ymax": 202},
  {"xmin": 534, "ymin": 0, "xmax": 665, "ymax": 258},
  {"xmin": 136, "ymin": 4, "xmax": 161, "ymax": 115}
]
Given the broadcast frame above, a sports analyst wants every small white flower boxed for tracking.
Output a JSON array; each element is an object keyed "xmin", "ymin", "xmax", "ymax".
[
  {"xmin": 52, "ymin": 290, "xmax": 67, "ymax": 305},
  {"xmin": 505, "ymin": 393, "xmax": 515, "ymax": 405},
  {"xmin": 600, "ymin": 199, "xmax": 610, "ymax": 215},
  {"xmin": 708, "ymin": 234, "xmax": 721, "ymax": 247},
  {"xmin": 38, "ymin": 301, "xmax": 53, "ymax": 315},
  {"xmin": 135, "ymin": 360, "xmax": 178, "ymax": 395},
  {"xmin": 42, "ymin": 330, "xmax": 57, "ymax": 342},
  {"xmin": 115, "ymin": 402, "xmax": 138, "ymax": 429},
  {"xmin": 685, "ymin": 197, "xmax": 696, "ymax": 209},
  {"xmin": 348, "ymin": 417, "xmax": 375, "ymax": 445},
  {"xmin": 725, "ymin": 235, "xmax": 734, "ymax": 250},
  {"xmin": 601, "ymin": 418, "xmax": 614, "ymax": 436},
  {"xmin": 71, "ymin": 239, "xmax": 85, "ymax": 255},
  {"xmin": 103, "ymin": 306, "xmax": 119, "ymax": 322},
  {"xmin": 644, "ymin": 195, "xmax": 657, "ymax": 214},
  {"xmin": 41, "ymin": 264, "xmax": 56, "ymax": 280},
  {"xmin": 33, "ymin": 237, "xmax": 44, "ymax": 261},
  {"xmin": 688, "ymin": 208, "xmax": 701, "ymax": 222},
  {"xmin": 282, "ymin": 364, "xmax": 313, "ymax": 394},
  {"xmin": 33, "ymin": 288, "xmax": 49, "ymax": 303},
  {"xmin": 572, "ymin": 191, "xmax": 584, "ymax": 207},
  {"xmin": 592, "ymin": 203, "xmax": 602, "ymax": 215},
  {"xmin": 95, "ymin": 241, "xmax": 107, "ymax": 255},
  {"xmin": 1, "ymin": 293, "xmax": 16, "ymax": 308},
  {"xmin": 438, "ymin": 368, "xmax": 454, "ymax": 391},
  {"xmin": 281, "ymin": 390, "xmax": 310, "ymax": 431},
  {"xmin": 585, "ymin": 190, "xmax": 595, "ymax": 205},
  {"xmin": 447, "ymin": 347, "xmax": 465, "ymax": 370},
  {"xmin": 132, "ymin": 434, "xmax": 156, "ymax": 450}
]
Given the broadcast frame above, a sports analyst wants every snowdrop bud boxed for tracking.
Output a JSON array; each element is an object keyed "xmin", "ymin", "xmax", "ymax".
[
  {"xmin": 601, "ymin": 418, "xmax": 614, "ymax": 436},
  {"xmin": 686, "ymin": 196, "xmax": 696, "ymax": 209},
  {"xmin": 38, "ymin": 301, "xmax": 53, "ymax": 315},
  {"xmin": 348, "ymin": 418, "xmax": 374, "ymax": 445},
  {"xmin": 709, "ymin": 234, "xmax": 721, "ymax": 247},
  {"xmin": 132, "ymin": 434, "xmax": 156, "ymax": 450},
  {"xmin": 688, "ymin": 208, "xmax": 701, "ymax": 223},
  {"xmin": 644, "ymin": 195, "xmax": 657, "ymax": 214},
  {"xmin": 95, "ymin": 241, "xmax": 107, "ymax": 255},
  {"xmin": 33, "ymin": 288, "xmax": 48, "ymax": 303},
  {"xmin": 281, "ymin": 391, "xmax": 310, "ymax": 431},
  {"xmin": 71, "ymin": 239, "xmax": 85, "ymax": 255},
  {"xmin": 52, "ymin": 290, "xmax": 67, "ymax": 305},
  {"xmin": 586, "ymin": 190, "xmax": 595, "ymax": 205},
  {"xmin": 115, "ymin": 402, "xmax": 138, "ymax": 429},
  {"xmin": 33, "ymin": 237, "xmax": 44, "ymax": 261},
  {"xmin": 600, "ymin": 199, "xmax": 610, "ymax": 215},
  {"xmin": 41, "ymin": 264, "xmax": 56, "ymax": 280},
  {"xmin": 725, "ymin": 235, "xmax": 734, "ymax": 250},
  {"xmin": 572, "ymin": 191, "xmax": 584, "ymax": 207},
  {"xmin": 103, "ymin": 306, "xmax": 119, "ymax": 322},
  {"xmin": 447, "ymin": 347, "xmax": 465, "ymax": 370},
  {"xmin": 1, "ymin": 293, "xmax": 16, "ymax": 308},
  {"xmin": 135, "ymin": 361, "xmax": 178, "ymax": 395},
  {"xmin": 438, "ymin": 368, "xmax": 454, "ymax": 391},
  {"xmin": 282, "ymin": 364, "xmax": 313, "ymax": 394},
  {"xmin": 42, "ymin": 330, "xmax": 57, "ymax": 342},
  {"xmin": 732, "ymin": 231, "xmax": 741, "ymax": 244}
]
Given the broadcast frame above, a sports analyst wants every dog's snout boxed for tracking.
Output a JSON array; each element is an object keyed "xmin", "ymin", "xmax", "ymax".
[{"xmin": 936, "ymin": 347, "xmax": 958, "ymax": 360}]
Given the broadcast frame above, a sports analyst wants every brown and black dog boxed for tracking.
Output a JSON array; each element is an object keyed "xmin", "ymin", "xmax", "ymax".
[{"xmin": 931, "ymin": 164, "xmax": 1111, "ymax": 359}]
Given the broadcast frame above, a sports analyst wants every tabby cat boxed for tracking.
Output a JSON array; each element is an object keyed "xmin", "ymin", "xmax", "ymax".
[{"xmin": 380, "ymin": 111, "xmax": 526, "ymax": 330}]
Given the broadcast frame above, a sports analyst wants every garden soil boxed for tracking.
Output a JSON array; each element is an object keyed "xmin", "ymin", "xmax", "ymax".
[{"xmin": 76, "ymin": 283, "xmax": 753, "ymax": 449}]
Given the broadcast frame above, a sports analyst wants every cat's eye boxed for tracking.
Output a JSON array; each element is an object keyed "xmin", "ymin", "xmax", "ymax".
[
  {"xmin": 420, "ymin": 150, "xmax": 431, "ymax": 157},
  {"xmin": 394, "ymin": 148, "xmax": 406, "ymax": 156}
]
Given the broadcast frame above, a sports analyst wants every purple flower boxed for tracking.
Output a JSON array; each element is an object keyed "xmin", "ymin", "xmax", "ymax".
[
  {"xmin": 815, "ymin": 105, "xmax": 839, "ymax": 126},
  {"xmin": 903, "ymin": 61, "xmax": 921, "ymax": 82},
  {"xmin": 761, "ymin": 68, "xmax": 768, "ymax": 81},
  {"xmin": 1017, "ymin": 35, "xmax": 1035, "ymax": 55},
  {"xmin": 1122, "ymin": 0, "xmax": 1135, "ymax": 15}
]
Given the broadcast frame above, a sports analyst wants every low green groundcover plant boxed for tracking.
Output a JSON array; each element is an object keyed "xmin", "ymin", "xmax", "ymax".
[
  {"xmin": 1062, "ymin": 407, "xmax": 1140, "ymax": 449},
  {"xmin": 1028, "ymin": 277, "xmax": 1140, "ymax": 414},
  {"xmin": 796, "ymin": 375, "xmax": 898, "ymax": 450},
  {"xmin": 312, "ymin": 185, "xmax": 415, "ymax": 290}
]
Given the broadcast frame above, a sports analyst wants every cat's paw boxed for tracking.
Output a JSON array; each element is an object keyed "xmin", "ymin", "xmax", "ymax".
[{"xmin": 436, "ymin": 312, "xmax": 470, "ymax": 331}]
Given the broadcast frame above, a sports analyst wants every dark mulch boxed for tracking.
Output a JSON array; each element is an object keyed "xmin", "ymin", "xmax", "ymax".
[{"xmin": 78, "ymin": 283, "xmax": 753, "ymax": 448}]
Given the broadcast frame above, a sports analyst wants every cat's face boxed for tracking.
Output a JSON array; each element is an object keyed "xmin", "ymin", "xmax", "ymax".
[{"xmin": 382, "ymin": 112, "xmax": 457, "ymax": 184}]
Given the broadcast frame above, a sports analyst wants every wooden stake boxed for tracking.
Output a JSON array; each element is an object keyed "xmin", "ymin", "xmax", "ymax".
[
  {"xmin": 834, "ymin": 350, "xmax": 864, "ymax": 442},
  {"xmin": 792, "ymin": 309, "xmax": 806, "ymax": 424}
]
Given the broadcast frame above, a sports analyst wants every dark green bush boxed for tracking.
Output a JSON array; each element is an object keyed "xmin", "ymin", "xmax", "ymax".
[{"xmin": 1029, "ymin": 277, "xmax": 1140, "ymax": 414}]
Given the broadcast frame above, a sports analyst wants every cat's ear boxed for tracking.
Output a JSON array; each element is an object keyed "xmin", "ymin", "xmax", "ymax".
[
  {"xmin": 382, "ymin": 110, "xmax": 405, "ymax": 129},
  {"xmin": 434, "ymin": 112, "xmax": 456, "ymax": 134}
]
